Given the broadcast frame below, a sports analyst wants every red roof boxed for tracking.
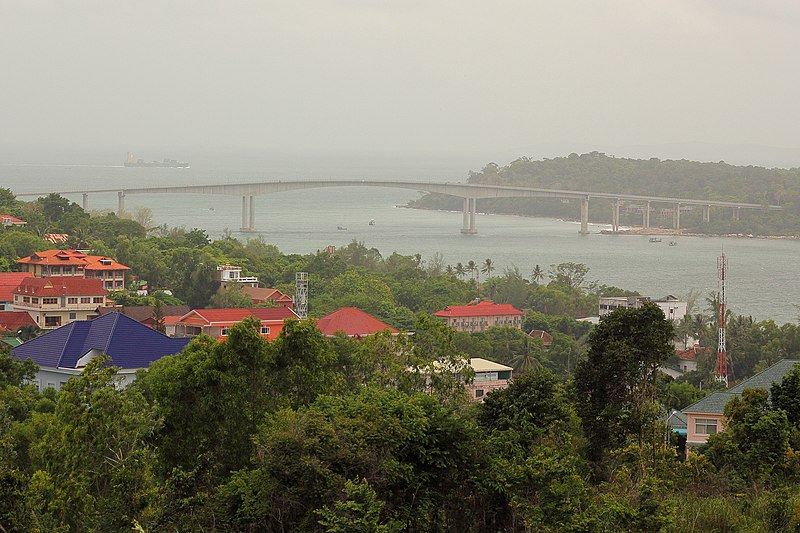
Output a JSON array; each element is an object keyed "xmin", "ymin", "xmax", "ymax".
[
  {"xmin": 179, "ymin": 307, "xmax": 299, "ymax": 325},
  {"xmin": 14, "ymin": 277, "xmax": 106, "ymax": 297},
  {"xmin": 0, "ymin": 272, "xmax": 34, "ymax": 302},
  {"xmin": 0, "ymin": 310, "xmax": 36, "ymax": 331},
  {"xmin": 527, "ymin": 329, "xmax": 553, "ymax": 344},
  {"xmin": 434, "ymin": 300, "xmax": 524, "ymax": 318},
  {"xmin": 316, "ymin": 307, "xmax": 397, "ymax": 337},
  {"xmin": 0, "ymin": 214, "xmax": 26, "ymax": 224}
]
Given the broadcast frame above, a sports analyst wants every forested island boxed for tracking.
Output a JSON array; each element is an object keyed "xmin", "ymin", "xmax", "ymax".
[
  {"xmin": 3, "ymin": 189, "xmax": 800, "ymax": 530},
  {"xmin": 408, "ymin": 153, "xmax": 800, "ymax": 236}
]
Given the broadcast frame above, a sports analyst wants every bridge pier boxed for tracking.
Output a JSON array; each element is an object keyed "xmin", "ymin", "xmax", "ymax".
[
  {"xmin": 703, "ymin": 205, "xmax": 710, "ymax": 224},
  {"xmin": 241, "ymin": 195, "xmax": 256, "ymax": 232},
  {"xmin": 82, "ymin": 193, "xmax": 89, "ymax": 211},
  {"xmin": 611, "ymin": 199, "xmax": 621, "ymax": 232},
  {"xmin": 461, "ymin": 198, "xmax": 477, "ymax": 234},
  {"xmin": 117, "ymin": 191, "xmax": 125, "ymax": 215},
  {"xmin": 580, "ymin": 197, "xmax": 589, "ymax": 235},
  {"xmin": 732, "ymin": 207, "xmax": 740, "ymax": 221},
  {"xmin": 643, "ymin": 201, "xmax": 651, "ymax": 229},
  {"xmin": 673, "ymin": 203, "xmax": 681, "ymax": 230}
]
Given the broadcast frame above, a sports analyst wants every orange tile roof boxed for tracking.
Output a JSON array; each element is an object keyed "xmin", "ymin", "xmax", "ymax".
[
  {"xmin": 0, "ymin": 310, "xmax": 36, "ymax": 330},
  {"xmin": 17, "ymin": 250, "xmax": 129, "ymax": 270},
  {"xmin": 434, "ymin": 300, "xmax": 524, "ymax": 318},
  {"xmin": 316, "ymin": 307, "xmax": 397, "ymax": 337}
]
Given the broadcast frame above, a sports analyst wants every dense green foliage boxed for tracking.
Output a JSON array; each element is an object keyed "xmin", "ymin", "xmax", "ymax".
[
  {"xmin": 5, "ymin": 188, "xmax": 800, "ymax": 530},
  {"xmin": 409, "ymin": 152, "xmax": 800, "ymax": 235}
]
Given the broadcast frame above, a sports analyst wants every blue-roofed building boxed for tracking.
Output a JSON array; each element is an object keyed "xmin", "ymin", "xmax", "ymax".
[{"xmin": 11, "ymin": 312, "xmax": 191, "ymax": 391}]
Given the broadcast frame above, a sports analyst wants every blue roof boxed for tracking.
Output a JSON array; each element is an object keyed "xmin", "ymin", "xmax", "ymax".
[{"xmin": 12, "ymin": 312, "xmax": 190, "ymax": 370}]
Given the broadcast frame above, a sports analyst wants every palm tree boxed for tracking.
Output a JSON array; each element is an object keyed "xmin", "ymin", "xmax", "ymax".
[
  {"xmin": 445, "ymin": 264, "xmax": 455, "ymax": 276},
  {"xmin": 466, "ymin": 260, "xmax": 477, "ymax": 282},
  {"xmin": 531, "ymin": 264, "xmax": 544, "ymax": 284},
  {"xmin": 481, "ymin": 258, "xmax": 494, "ymax": 279},
  {"xmin": 455, "ymin": 262, "xmax": 465, "ymax": 279}
]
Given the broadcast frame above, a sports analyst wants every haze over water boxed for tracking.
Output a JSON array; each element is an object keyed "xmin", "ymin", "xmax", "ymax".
[{"xmin": 3, "ymin": 150, "xmax": 798, "ymax": 325}]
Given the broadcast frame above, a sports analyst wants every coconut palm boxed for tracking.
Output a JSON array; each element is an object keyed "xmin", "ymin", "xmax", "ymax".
[
  {"xmin": 455, "ymin": 262, "xmax": 466, "ymax": 279},
  {"xmin": 481, "ymin": 258, "xmax": 494, "ymax": 279},
  {"xmin": 531, "ymin": 264, "xmax": 545, "ymax": 284},
  {"xmin": 466, "ymin": 260, "xmax": 477, "ymax": 282}
]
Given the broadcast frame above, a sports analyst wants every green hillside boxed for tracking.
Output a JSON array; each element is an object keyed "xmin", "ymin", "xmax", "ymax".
[{"xmin": 409, "ymin": 152, "xmax": 800, "ymax": 235}]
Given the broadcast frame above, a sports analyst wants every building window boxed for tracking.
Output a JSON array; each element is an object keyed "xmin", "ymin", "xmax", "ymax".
[
  {"xmin": 475, "ymin": 390, "xmax": 484, "ymax": 398},
  {"xmin": 31, "ymin": 297, "xmax": 39, "ymax": 304},
  {"xmin": 92, "ymin": 297, "xmax": 104, "ymax": 304},
  {"xmin": 69, "ymin": 312, "xmax": 77, "ymax": 320},
  {"xmin": 44, "ymin": 316, "xmax": 61, "ymax": 328},
  {"xmin": 695, "ymin": 418, "xmax": 718, "ymax": 435},
  {"xmin": 43, "ymin": 297, "xmax": 57, "ymax": 305},
  {"xmin": 221, "ymin": 326, "xmax": 230, "ymax": 337},
  {"xmin": 81, "ymin": 297, "xmax": 91, "ymax": 304},
  {"xmin": 260, "ymin": 326, "xmax": 270, "ymax": 335},
  {"xmin": 67, "ymin": 297, "xmax": 78, "ymax": 304},
  {"xmin": 23, "ymin": 296, "xmax": 30, "ymax": 303}
]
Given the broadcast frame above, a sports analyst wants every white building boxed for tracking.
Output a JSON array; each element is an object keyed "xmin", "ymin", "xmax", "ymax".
[
  {"xmin": 216, "ymin": 264, "xmax": 260, "ymax": 289},
  {"xmin": 599, "ymin": 295, "xmax": 687, "ymax": 323}
]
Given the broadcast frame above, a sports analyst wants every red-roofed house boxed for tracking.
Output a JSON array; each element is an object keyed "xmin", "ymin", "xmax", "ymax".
[
  {"xmin": 0, "ymin": 272, "xmax": 34, "ymax": 311},
  {"xmin": 12, "ymin": 277, "xmax": 107, "ymax": 329},
  {"xmin": 0, "ymin": 310, "xmax": 36, "ymax": 334},
  {"xmin": 316, "ymin": 307, "xmax": 398, "ymax": 338},
  {"xmin": 241, "ymin": 287, "xmax": 294, "ymax": 309},
  {"xmin": 173, "ymin": 307, "xmax": 299, "ymax": 342},
  {"xmin": 527, "ymin": 329, "xmax": 553, "ymax": 348},
  {"xmin": 1, "ymin": 214, "xmax": 26, "ymax": 227},
  {"xmin": 17, "ymin": 249, "xmax": 130, "ymax": 290},
  {"xmin": 434, "ymin": 300, "xmax": 524, "ymax": 333}
]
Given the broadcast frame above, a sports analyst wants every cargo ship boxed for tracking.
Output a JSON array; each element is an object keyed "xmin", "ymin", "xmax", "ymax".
[{"xmin": 124, "ymin": 152, "xmax": 189, "ymax": 168}]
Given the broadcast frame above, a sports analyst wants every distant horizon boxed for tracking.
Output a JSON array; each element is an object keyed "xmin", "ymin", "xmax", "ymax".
[{"xmin": 2, "ymin": 140, "xmax": 799, "ymax": 172}]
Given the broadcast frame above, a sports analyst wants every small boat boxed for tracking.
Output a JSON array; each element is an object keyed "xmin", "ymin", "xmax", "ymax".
[
  {"xmin": 669, "ymin": 240, "xmax": 677, "ymax": 246},
  {"xmin": 337, "ymin": 225, "xmax": 347, "ymax": 231},
  {"xmin": 369, "ymin": 219, "xmax": 375, "ymax": 226},
  {"xmin": 649, "ymin": 237, "xmax": 662, "ymax": 243}
]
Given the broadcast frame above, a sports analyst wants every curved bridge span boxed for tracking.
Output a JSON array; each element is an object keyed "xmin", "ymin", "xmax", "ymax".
[{"xmin": 16, "ymin": 179, "xmax": 782, "ymax": 234}]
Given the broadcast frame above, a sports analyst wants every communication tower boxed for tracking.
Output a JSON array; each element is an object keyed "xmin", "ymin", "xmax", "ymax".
[
  {"xmin": 714, "ymin": 253, "xmax": 728, "ymax": 384},
  {"xmin": 295, "ymin": 272, "xmax": 308, "ymax": 319}
]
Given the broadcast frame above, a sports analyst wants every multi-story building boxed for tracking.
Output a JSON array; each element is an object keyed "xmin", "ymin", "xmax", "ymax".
[
  {"xmin": 0, "ymin": 272, "xmax": 34, "ymax": 311},
  {"xmin": 434, "ymin": 300, "xmax": 524, "ymax": 333},
  {"xmin": 466, "ymin": 358, "xmax": 513, "ymax": 401},
  {"xmin": 12, "ymin": 277, "xmax": 108, "ymax": 329},
  {"xmin": 17, "ymin": 249, "xmax": 130, "ymax": 290},
  {"xmin": 216, "ymin": 264, "xmax": 260, "ymax": 289}
]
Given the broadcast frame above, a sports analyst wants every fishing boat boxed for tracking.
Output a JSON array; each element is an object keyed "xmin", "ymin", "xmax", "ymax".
[
  {"xmin": 369, "ymin": 219, "xmax": 375, "ymax": 226},
  {"xmin": 649, "ymin": 237, "xmax": 662, "ymax": 243},
  {"xmin": 337, "ymin": 225, "xmax": 347, "ymax": 231},
  {"xmin": 669, "ymin": 240, "xmax": 677, "ymax": 246}
]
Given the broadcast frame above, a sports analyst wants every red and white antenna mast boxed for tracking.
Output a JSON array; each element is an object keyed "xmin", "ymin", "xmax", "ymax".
[{"xmin": 714, "ymin": 253, "xmax": 728, "ymax": 384}]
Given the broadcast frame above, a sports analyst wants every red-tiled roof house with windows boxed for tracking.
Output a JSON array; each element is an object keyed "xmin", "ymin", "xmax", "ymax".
[
  {"xmin": 434, "ymin": 300, "xmax": 524, "ymax": 333},
  {"xmin": 0, "ymin": 272, "xmax": 34, "ymax": 310},
  {"xmin": 12, "ymin": 277, "xmax": 108, "ymax": 330},
  {"xmin": 173, "ymin": 307, "xmax": 299, "ymax": 341},
  {"xmin": 316, "ymin": 307, "xmax": 398, "ymax": 338}
]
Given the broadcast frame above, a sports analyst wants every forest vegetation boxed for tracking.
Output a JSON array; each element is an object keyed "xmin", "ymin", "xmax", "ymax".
[
  {"xmin": 3, "ymin": 189, "xmax": 800, "ymax": 530},
  {"xmin": 408, "ymin": 152, "xmax": 800, "ymax": 236}
]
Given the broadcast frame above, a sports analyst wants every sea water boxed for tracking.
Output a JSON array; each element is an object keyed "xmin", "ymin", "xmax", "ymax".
[{"xmin": 1, "ymin": 149, "xmax": 798, "ymax": 324}]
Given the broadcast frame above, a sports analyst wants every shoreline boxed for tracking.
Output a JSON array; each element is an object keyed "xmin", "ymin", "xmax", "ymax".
[{"xmin": 400, "ymin": 204, "xmax": 800, "ymax": 240}]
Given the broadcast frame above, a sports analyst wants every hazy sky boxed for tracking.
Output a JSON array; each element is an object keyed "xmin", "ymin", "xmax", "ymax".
[{"xmin": 3, "ymin": 1, "xmax": 800, "ymax": 163}]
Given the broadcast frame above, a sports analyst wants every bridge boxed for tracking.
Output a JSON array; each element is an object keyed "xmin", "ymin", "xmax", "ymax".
[{"xmin": 15, "ymin": 180, "xmax": 783, "ymax": 235}]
